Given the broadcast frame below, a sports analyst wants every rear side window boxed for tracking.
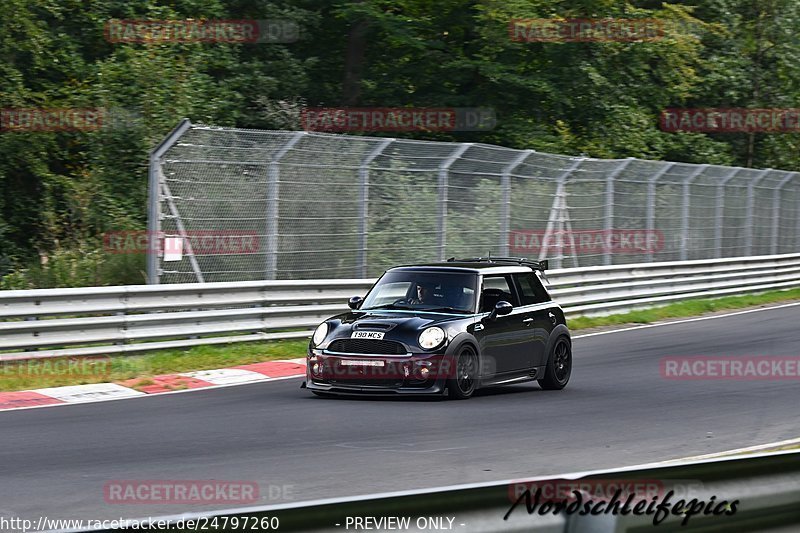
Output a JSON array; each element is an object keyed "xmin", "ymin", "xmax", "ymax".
[{"xmin": 512, "ymin": 273, "xmax": 550, "ymax": 305}]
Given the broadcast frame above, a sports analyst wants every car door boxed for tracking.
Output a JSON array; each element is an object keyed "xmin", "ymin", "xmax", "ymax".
[
  {"xmin": 511, "ymin": 272, "xmax": 555, "ymax": 368},
  {"xmin": 475, "ymin": 274, "xmax": 529, "ymax": 375}
]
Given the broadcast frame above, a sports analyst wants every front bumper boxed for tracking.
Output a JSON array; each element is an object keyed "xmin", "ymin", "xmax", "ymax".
[{"xmin": 304, "ymin": 350, "xmax": 450, "ymax": 395}]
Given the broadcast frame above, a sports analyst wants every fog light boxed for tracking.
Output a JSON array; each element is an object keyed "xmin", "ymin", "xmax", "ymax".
[
  {"xmin": 312, "ymin": 363, "xmax": 321, "ymax": 375},
  {"xmin": 420, "ymin": 367, "xmax": 430, "ymax": 378}
]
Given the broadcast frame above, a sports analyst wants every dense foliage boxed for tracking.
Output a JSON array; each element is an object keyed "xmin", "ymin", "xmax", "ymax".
[{"xmin": 1, "ymin": 0, "xmax": 799, "ymax": 287}]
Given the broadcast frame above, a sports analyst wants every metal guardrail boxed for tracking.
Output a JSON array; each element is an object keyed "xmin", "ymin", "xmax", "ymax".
[
  {"xmin": 61, "ymin": 449, "xmax": 800, "ymax": 532},
  {"xmin": 2, "ymin": 253, "xmax": 800, "ymax": 361}
]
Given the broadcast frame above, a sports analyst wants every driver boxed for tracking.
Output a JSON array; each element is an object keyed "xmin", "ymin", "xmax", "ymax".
[{"xmin": 409, "ymin": 282, "xmax": 434, "ymax": 305}]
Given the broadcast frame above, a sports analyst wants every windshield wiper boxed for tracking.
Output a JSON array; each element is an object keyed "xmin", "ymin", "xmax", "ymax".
[
  {"xmin": 361, "ymin": 303, "xmax": 413, "ymax": 311},
  {"xmin": 419, "ymin": 306, "xmax": 470, "ymax": 314}
]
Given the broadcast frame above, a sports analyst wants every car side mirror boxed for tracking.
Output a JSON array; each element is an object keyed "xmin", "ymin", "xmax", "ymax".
[
  {"xmin": 348, "ymin": 296, "xmax": 364, "ymax": 310},
  {"xmin": 485, "ymin": 300, "xmax": 513, "ymax": 321}
]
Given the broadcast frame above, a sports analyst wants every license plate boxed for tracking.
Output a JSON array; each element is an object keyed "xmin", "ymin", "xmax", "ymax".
[
  {"xmin": 340, "ymin": 360, "xmax": 385, "ymax": 367},
  {"xmin": 351, "ymin": 331, "xmax": 385, "ymax": 340}
]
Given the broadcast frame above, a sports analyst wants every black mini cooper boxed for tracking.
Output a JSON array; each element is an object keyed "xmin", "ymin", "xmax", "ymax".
[{"xmin": 302, "ymin": 257, "xmax": 572, "ymax": 399}]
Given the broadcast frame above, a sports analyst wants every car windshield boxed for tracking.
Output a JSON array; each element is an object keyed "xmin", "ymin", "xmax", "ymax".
[{"xmin": 360, "ymin": 271, "xmax": 478, "ymax": 313}]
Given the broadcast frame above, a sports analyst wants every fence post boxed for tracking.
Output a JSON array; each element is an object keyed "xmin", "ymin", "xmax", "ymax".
[
  {"xmin": 540, "ymin": 158, "xmax": 584, "ymax": 268},
  {"xmin": 714, "ymin": 167, "xmax": 742, "ymax": 258},
  {"xmin": 603, "ymin": 158, "xmax": 634, "ymax": 266},
  {"xmin": 644, "ymin": 162, "xmax": 675, "ymax": 261},
  {"xmin": 679, "ymin": 164, "xmax": 709, "ymax": 261},
  {"xmin": 147, "ymin": 118, "xmax": 192, "ymax": 284},
  {"xmin": 772, "ymin": 172, "xmax": 800, "ymax": 254},
  {"xmin": 357, "ymin": 138, "xmax": 393, "ymax": 277},
  {"xmin": 437, "ymin": 143, "xmax": 472, "ymax": 261},
  {"xmin": 161, "ymin": 177, "xmax": 204, "ymax": 283},
  {"xmin": 265, "ymin": 132, "xmax": 305, "ymax": 280},
  {"xmin": 500, "ymin": 150, "xmax": 533, "ymax": 256},
  {"xmin": 744, "ymin": 168, "xmax": 773, "ymax": 256},
  {"xmin": 797, "ymin": 191, "xmax": 800, "ymax": 253}
]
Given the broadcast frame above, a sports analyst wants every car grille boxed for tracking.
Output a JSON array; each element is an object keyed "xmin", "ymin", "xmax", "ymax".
[
  {"xmin": 330, "ymin": 378, "xmax": 403, "ymax": 388},
  {"xmin": 327, "ymin": 339, "xmax": 407, "ymax": 355}
]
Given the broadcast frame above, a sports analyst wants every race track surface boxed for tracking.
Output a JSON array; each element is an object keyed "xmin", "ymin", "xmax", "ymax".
[{"xmin": 1, "ymin": 305, "xmax": 798, "ymax": 522}]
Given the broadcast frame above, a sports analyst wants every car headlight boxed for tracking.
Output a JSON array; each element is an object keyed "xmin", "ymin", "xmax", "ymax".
[
  {"xmin": 312, "ymin": 323, "xmax": 329, "ymax": 346},
  {"xmin": 418, "ymin": 327, "xmax": 445, "ymax": 350}
]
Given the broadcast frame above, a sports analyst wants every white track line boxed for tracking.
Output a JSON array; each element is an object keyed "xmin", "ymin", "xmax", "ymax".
[
  {"xmin": 648, "ymin": 436, "xmax": 800, "ymax": 465},
  {"xmin": 572, "ymin": 300, "xmax": 800, "ymax": 339}
]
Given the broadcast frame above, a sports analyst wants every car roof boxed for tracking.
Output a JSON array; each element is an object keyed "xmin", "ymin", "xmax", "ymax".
[{"xmin": 388, "ymin": 262, "xmax": 534, "ymax": 274}]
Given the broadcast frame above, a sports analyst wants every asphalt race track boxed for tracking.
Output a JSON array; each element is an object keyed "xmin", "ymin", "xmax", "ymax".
[{"xmin": 1, "ymin": 304, "xmax": 798, "ymax": 523}]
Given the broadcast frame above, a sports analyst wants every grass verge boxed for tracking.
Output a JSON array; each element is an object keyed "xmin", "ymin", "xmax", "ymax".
[{"xmin": 1, "ymin": 287, "xmax": 799, "ymax": 393}]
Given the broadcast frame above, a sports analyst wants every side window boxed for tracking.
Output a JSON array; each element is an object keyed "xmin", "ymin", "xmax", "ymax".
[
  {"xmin": 512, "ymin": 273, "xmax": 550, "ymax": 305},
  {"xmin": 479, "ymin": 275, "xmax": 520, "ymax": 312}
]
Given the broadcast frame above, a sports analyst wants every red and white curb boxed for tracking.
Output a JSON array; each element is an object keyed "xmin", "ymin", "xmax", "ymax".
[{"xmin": 0, "ymin": 358, "xmax": 307, "ymax": 412}]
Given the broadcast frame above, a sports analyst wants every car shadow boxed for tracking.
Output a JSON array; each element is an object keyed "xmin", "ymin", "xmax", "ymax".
[
  {"xmin": 304, "ymin": 383, "xmax": 544, "ymax": 401},
  {"xmin": 474, "ymin": 384, "xmax": 543, "ymax": 397}
]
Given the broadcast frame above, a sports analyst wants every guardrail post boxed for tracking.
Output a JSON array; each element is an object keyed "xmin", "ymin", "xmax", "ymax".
[
  {"xmin": 437, "ymin": 143, "xmax": 472, "ymax": 261},
  {"xmin": 603, "ymin": 158, "xmax": 634, "ymax": 266},
  {"xmin": 24, "ymin": 316, "xmax": 38, "ymax": 352},
  {"xmin": 357, "ymin": 139, "xmax": 393, "ymax": 277},
  {"xmin": 265, "ymin": 132, "xmax": 305, "ymax": 280},
  {"xmin": 147, "ymin": 119, "xmax": 192, "ymax": 284},
  {"xmin": 714, "ymin": 167, "xmax": 742, "ymax": 258},
  {"xmin": 744, "ymin": 168, "xmax": 773, "ymax": 256},
  {"xmin": 772, "ymin": 172, "xmax": 799, "ymax": 254},
  {"xmin": 645, "ymin": 162, "xmax": 675, "ymax": 261},
  {"xmin": 500, "ymin": 150, "xmax": 533, "ymax": 256},
  {"xmin": 679, "ymin": 164, "xmax": 709, "ymax": 261},
  {"xmin": 540, "ymin": 158, "xmax": 584, "ymax": 268}
]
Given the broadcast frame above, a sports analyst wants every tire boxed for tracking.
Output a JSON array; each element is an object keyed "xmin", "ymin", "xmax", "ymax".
[
  {"xmin": 447, "ymin": 346, "xmax": 478, "ymax": 400},
  {"xmin": 538, "ymin": 336, "xmax": 572, "ymax": 390}
]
